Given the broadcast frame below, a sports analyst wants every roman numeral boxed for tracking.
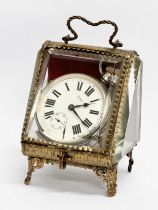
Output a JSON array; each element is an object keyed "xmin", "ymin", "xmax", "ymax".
[
  {"xmin": 65, "ymin": 83, "xmax": 70, "ymax": 91},
  {"xmin": 45, "ymin": 99, "xmax": 56, "ymax": 107},
  {"xmin": 85, "ymin": 86, "xmax": 95, "ymax": 96},
  {"xmin": 90, "ymin": 99, "xmax": 99, "ymax": 103},
  {"xmin": 72, "ymin": 124, "xmax": 81, "ymax": 135},
  {"xmin": 90, "ymin": 110, "xmax": 99, "ymax": 115},
  {"xmin": 83, "ymin": 118, "xmax": 92, "ymax": 128},
  {"xmin": 52, "ymin": 90, "xmax": 61, "ymax": 98},
  {"xmin": 77, "ymin": 81, "xmax": 83, "ymax": 91},
  {"xmin": 44, "ymin": 111, "xmax": 54, "ymax": 119}
]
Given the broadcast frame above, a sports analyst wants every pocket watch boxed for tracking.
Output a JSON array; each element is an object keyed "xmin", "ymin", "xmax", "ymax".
[
  {"xmin": 36, "ymin": 73, "xmax": 111, "ymax": 144},
  {"xmin": 21, "ymin": 16, "xmax": 142, "ymax": 197}
]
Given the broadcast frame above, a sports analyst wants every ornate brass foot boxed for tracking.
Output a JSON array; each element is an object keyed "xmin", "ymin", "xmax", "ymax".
[
  {"xmin": 127, "ymin": 150, "xmax": 134, "ymax": 173},
  {"xmin": 94, "ymin": 165, "xmax": 117, "ymax": 197},
  {"xmin": 24, "ymin": 171, "xmax": 32, "ymax": 185},
  {"xmin": 105, "ymin": 166, "xmax": 117, "ymax": 197},
  {"xmin": 24, "ymin": 157, "xmax": 45, "ymax": 185}
]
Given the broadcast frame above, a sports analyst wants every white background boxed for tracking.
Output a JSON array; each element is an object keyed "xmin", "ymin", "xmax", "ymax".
[{"xmin": 0, "ymin": 0, "xmax": 158, "ymax": 209}]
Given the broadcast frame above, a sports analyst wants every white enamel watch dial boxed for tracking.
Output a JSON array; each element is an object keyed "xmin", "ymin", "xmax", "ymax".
[{"xmin": 37, "ymin": 73, "xmax": 111, "ymax": 144}]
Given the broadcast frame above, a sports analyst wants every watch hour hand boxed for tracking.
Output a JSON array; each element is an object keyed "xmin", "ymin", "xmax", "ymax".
[
  {"xmin": 74, "ymin": 103, "xmax": 90, "ymax": 108},
  {"xmin": 74, "ymin": 100, "xmax": 99, "ymax": 108}
]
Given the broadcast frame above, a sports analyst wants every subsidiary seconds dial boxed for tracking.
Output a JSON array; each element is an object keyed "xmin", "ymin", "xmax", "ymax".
[{"xmin": 37, "ymin": 73, "xmax": 111, "ymax": 144}]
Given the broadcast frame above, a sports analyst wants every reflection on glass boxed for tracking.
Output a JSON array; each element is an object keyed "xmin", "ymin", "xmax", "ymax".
[
  {"xmin": 114, "ymin": 58, "xmax": 142, "ymax": 163},
  {"xmin": 26, "ymin": 48, "xmax": 122, "ymax": 150}
]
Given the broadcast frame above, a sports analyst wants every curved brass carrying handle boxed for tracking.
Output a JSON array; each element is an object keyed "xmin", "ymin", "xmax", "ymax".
[{"xmin": 62, "ymin": 16, "xmax": 123, "ymax": 49}]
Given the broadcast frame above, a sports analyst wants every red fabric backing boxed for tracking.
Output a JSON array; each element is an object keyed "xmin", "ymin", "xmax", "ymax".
[{"xmin": 48, "ymin": 55, "xmax": 101, "ymax": 81}]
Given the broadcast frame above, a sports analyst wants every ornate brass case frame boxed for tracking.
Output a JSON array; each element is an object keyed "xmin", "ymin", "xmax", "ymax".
[{"xmin": 21, "ymin": 16, "xmax": 142, "ymax": 197}]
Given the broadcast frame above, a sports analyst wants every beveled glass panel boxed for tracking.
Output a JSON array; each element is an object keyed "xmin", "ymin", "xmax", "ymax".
[
  {"xmin": 26, "ymin": 47, "xmax": 123, "ymax": 151},
  {"xmin": 113, "ymin": 57, "xmax": 142, "ymax": 163}
]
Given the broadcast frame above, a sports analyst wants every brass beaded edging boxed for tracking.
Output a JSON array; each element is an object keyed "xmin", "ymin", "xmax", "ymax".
[
  {"xmin": 21, "ymin": 49, "xmax": 47, "ymax": 138},
  {"xmin": 109, "ymin": 58, "xmax": 134, "ymax": 157},
  {"xmin": 21, "ymin": 40, "xmax": 137, "ymax": 165}
]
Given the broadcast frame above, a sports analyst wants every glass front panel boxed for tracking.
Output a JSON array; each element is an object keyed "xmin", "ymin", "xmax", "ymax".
[{"xmin": 26, "ymin": 47, "xmax": 123, "ymax": 151}]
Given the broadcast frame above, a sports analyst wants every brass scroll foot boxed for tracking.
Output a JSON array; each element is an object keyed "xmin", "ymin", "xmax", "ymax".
[
  {"xmin": 24, "ymin": 172, "xmax": 32, "ymax": 185},
  {"xmin": 24, "ymin": 157, "xmax": 45, "ymax": 185},
  {"xmin": 127, "ymin": 150, "xmax": 134, "ymax": 173},
  {"xmin": 94, "ymin": 165, "xmax": 117, "ymax": 197}
]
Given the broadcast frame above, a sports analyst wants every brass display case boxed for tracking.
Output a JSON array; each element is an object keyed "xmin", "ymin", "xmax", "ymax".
[{"xmin": 21, "ymin": 16, "xmax": 142, "ymax": 197}]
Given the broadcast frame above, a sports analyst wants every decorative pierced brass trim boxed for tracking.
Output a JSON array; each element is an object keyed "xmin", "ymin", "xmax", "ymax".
[
  {"xmin": 22, "ymin": 142, "xmax": 112, "ymax": 167},
  {"xmin": 93, "ymin": 164, "xmax": 117, "ymax": 197},
  {"xmin": 107, "ymin": 57, "xmax": 134, "ymax": 158},
  {"xmin": 24, "ymin": 155, "xmax": 118, "ymax": 196}
]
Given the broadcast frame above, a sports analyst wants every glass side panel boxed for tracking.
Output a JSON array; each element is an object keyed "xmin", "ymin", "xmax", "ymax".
[{"xmin": 113, "ymin": 57, "xmax": 143, "ymax": 163}]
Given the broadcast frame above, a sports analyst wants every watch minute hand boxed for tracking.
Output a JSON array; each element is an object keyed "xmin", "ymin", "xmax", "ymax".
[{"xmin": 72, "ymin": 109, "xmax": 83, "ymax": 121}]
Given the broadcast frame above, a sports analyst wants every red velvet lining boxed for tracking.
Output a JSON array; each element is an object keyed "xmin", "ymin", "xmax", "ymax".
[{"xmin": 48, "ymin": 54, "xmax": 101, "ymax": 81}]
